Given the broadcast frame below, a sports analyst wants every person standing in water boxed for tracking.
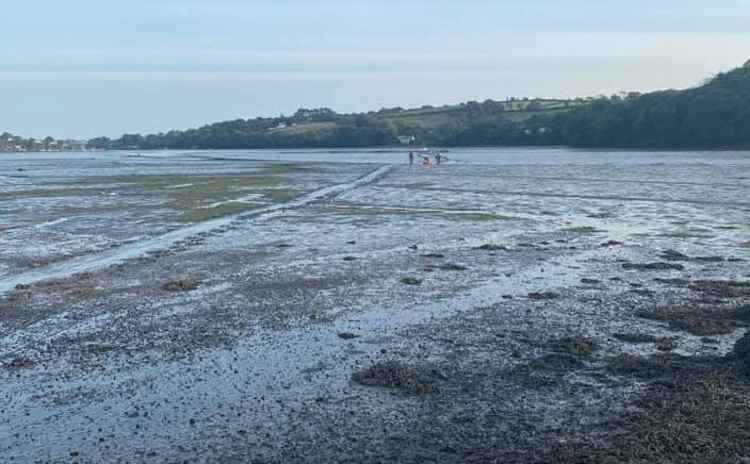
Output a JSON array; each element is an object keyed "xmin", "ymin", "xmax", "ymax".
[
  {"xmin": 435, "ymin": 152, "xmax": 442, "ymax": 165},
  {"xmin": 408, "ymin": 151, "xmax": 414, "ymax": 165}
]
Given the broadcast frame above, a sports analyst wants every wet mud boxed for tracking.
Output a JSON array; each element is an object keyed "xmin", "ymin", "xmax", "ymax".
[{"xmin": 1, "ymin": 148, "xmax": 749, "ymax": 463}]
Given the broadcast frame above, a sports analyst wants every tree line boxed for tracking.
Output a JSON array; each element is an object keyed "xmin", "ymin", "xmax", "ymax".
[{"xmin": 87, "ymin": 61, "xmax": 750, "ymax": 151}]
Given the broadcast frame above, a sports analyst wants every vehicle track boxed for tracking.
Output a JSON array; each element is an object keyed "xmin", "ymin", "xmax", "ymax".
[{"xmin": 0, "ymin": 165, "xmax": 392, "ymax": 295}]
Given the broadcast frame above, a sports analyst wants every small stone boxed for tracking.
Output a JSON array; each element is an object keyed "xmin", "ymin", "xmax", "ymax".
[
  {"xmin": 475, "ymin": 244, "xmax": 508, "ymax": 251},
  {"xmin": 421, "ymin": 253, "xmax": 445, "ymax": 259},
  {"xmin": 161, "ymin": 279, "xmax": 200, "ymax": 292},
  {"xmin": 528, "ymin": 292, "xmax": 560, "ymax": 300},
  {"xmin": 622, "ymin": 262, "xmax": 685, "ymax": 271}
]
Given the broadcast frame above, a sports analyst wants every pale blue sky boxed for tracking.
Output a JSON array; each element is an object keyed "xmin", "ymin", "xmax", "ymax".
[{"xmin": 2, "ymin": 1, "xmax": 750, "ymax": 139}]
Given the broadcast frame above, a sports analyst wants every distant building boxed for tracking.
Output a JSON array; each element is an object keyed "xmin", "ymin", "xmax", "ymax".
[
  {"xmin": 62, "ymin": 140, "xmax": 87, "ymax": 151},
  {"xmin": 397, "ymin": 135, "xmax": 416, "ymax": 145}
]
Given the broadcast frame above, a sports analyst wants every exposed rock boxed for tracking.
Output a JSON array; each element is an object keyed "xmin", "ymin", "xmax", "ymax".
[
  {"xmin": 421, "ymin": 253, "xmax": 445, "ymax": 259},
  {"xmin": 660, "ymin": 249, "xmax": 724, "ymax": 263},
  {"xmin": 337, "ymin": 332, "xmax": 360, "ymax": 340},
  {"xmin": 342, "ymin": 256, "xmax": 357, "ymax": 261},
  {"xmin": 601, "ymin": 240, "xmax": 624, "ymax": 247},
  {"xmin": 400, "ymin": 277, "xmax": 422, "ymax": 286},
  {"xmin": 553, "ymin": 336, "xmax": 597, "ymax": 357},
  {"xmin": 660, "ymin": 249, "xmax": 691, "ymax": 261},
  {"xmin": 475, "ymin": 244, "xmax": 508, "ymax": 251},
  {"xmin": 528, "ymin": 292, "xmax": 560, "ymax": 300},
  {"xmin": 656, "ymin": 338, "xmax": 678, "ymax": 352},
  {"xmin": 580, "ymin": 278, "xmax": 601, "ymax": 285},
  {"xmin": 3, "ymin": 357, "xmax": 34, "ymax": 369},
  {"xmin": 161, "ymin": 279, "xmax": 200, "ymax": 292},
  {"xmin": 436, "ymin": 263, "xmax": 468, "ymax": 271},
  {"xmin": 622, "ymin": 262, "xmax": 685, "ymax": 271},
  {"xmin": 351, "ymin": 361, "xmax": 443, "ymax": 394}
]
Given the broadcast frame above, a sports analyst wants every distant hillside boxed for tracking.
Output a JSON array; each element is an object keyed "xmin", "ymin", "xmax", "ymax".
[
  {"xmin": 555, "ymin": 64, "xmax": 750, "ymax": 148},
  {"xmin": 88, "ymin": 61, "xmax": 750, "ymax": 150},
  {"xmin": 89, "ymin": 99, "xmax": 586, "ymax": 150}
]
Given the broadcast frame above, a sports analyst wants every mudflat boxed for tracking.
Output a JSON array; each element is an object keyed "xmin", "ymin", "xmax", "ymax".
[{"xmin": 1, "ymin": 148, "xmax": 749, "ymax": 463}]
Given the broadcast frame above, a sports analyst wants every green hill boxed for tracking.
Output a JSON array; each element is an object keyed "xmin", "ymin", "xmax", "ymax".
[
  {"xmin": 556, "ymin": 64, "xmax": 750, "ymax": 148},
  {"xmin": 90, "ymin": 99, "xmax": 583, "ymax": 150},
  {"xmin": 90, "ymin": 61, "xmax": 750, "ymax": 150}
]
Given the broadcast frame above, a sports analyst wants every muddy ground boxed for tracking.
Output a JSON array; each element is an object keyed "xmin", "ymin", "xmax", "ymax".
[{"xmin": 1, "ymin": 148, "xmax": 749, "ymax": 463}]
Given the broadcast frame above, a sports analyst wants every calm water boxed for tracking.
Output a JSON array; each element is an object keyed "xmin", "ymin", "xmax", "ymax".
[{"xmin": 2, "ymin": 146, "xmax": 750, "ymax": 171}]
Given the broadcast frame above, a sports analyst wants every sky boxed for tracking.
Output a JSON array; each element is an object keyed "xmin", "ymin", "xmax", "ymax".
[{"xmin": 2, "ymin": 0, "xmax": 750, "ymax": 139}]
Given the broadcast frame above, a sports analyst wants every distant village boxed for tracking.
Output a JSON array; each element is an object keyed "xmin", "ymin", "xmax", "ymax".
[{"xmin": 0, "ymin": 132, "xmax": 87, "ymax": 152}]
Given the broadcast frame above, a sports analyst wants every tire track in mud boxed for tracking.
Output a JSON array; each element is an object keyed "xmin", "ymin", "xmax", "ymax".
[{"xmin": 0, "ymin": 165, "xmax": 393, "ymax": 295}]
